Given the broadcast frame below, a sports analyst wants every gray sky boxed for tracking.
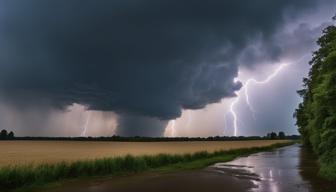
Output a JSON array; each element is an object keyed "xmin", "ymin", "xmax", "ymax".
[{"xmin": 0, "ymin": 0, "xmax": 335, "ymax": 137}]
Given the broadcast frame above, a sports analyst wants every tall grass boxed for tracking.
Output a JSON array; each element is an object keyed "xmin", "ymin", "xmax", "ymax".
[{"xmin": 0, "ymin": 142, "xmax": 294, "ymax": 191}]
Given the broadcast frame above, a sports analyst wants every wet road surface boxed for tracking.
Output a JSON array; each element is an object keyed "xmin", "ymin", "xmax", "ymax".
[{"xmin": 212, "ymin": 144, "xmax": 336, "ymax": 192}]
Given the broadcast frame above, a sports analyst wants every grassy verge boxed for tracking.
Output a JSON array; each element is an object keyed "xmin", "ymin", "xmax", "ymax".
[
  {"xmin": 0, "ymin": 141, "xmax": 294, "ymax": 191},
  {"xmin": 319, "ymin": 162, "xmax": 336, "ymax": 180}
]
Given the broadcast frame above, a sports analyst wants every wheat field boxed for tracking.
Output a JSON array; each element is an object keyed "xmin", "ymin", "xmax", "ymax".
[{"xmin": 0, "ymin": 140, "xmax": 289, "ymax": 167}]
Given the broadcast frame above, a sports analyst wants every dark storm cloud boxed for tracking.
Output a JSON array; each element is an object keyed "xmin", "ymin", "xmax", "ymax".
[
  {"xmin": 116, "ymin": 114, "xmax": 168, "ymax": 137},
  {"xmin": 236, "ymin": 20, "xmax": 335, "ymax": 136},
  {"xmin": 0, "ymin": 0, "xmax": 318, "ymax": 121}
]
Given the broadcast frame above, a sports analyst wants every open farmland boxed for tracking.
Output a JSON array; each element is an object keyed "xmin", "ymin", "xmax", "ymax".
[{"xmin": 0, "ymin": 140, "xmax": 289, "ymax": 167}]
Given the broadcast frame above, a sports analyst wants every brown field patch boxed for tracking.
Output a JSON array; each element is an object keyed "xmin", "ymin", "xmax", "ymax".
[{"xmin": 0, "ymin": 140, "xmax": 290, "ymax": 167}]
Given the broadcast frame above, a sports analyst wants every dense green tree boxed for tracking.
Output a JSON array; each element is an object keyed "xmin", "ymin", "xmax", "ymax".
[
  {"xmin": 294, "ymin": 20, "xmax": 336, "ymax": 178},
  {"xmin": 7, "ymin": 131, "xmax": 14, "ymax": 139},
  {"xmin": 278, "ymin": 132, "xmax": 286, "ymax": 139},
  {"xmin": 270, "ymin": 132, "xmax": 277, "ymax": 140},
  {"xmin": 0, "ymin": 129, "xmax": 8, "ymax": 139}
]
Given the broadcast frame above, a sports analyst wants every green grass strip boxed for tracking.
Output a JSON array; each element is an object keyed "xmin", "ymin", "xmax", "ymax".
[{"xmin": 0, "ymin": 141, "xmax": 294, "ymax": 191}]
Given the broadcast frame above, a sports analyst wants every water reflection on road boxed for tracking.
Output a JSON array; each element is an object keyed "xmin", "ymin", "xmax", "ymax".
[{"xmin": 212, "ymin": 144, "xmax": 336, "ymax": 192}]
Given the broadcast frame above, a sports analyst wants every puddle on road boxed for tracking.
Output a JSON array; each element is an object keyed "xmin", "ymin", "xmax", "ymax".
[{"xmin": 210, "ymin": 144, "xmax": 336, "ymax": 192}]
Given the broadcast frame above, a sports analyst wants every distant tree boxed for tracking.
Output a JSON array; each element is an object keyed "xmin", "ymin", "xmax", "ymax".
[
  {"xmin": 266, "ymin": 133, "xmax": 271, "ymax": 138},
  {"xmin": 0, "ymin": 129, "xmax": 8, "ymax": 140},
  {"xmin": 8, "ymin": 131, "xmax": 14, "ymax": 139},
  {"xmin": 278, "ymin": 132, "xmax": 286, "ymax": 139},
  {"xmin": 270, "ymin": 132, "xmax": 277, "ymax": 140}
]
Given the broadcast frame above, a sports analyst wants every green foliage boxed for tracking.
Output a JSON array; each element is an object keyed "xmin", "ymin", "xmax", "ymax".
[
  {"xmin": 294, "ymin": 23, "xmax": 336, "ymax": 178},
  {"xmin": 278, "ymin": 132, "xmax": 286, "ymax": 139},
  {"xmin": 266, "ymin": 132, "xmax": 278, "ymax": 139},
  {"xmin": 7, "ymin": 132, "xmax": 14, "ymax": 139},
  {"xmin": 0, "ymin": 130, "xmax": 8, "ymax": 139},
  {"xmin": 0, "ymin": 130, "xmax": 15, "ymax": 140},
  {"xmin": 319, "ymin": 162, "xmax": 336, "ymax": 180},
  {"xmin": 0, "ymin": 142, "xmax": 293, "ymax": 191}
]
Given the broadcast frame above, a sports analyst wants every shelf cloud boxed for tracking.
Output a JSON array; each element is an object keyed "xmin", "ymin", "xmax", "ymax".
[{"xmin": 0, "ymin": 0, "xmax": 331, "ymax": 136}]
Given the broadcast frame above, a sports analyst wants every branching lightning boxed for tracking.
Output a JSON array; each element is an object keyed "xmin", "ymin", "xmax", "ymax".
[
  {"xmin": 81, "ymin": 112, "xmax": 91, "ymax": 136},
  {"xmin": 244, "ymin": 64, "xmax": 288, "ymax": 116},
  {"xmin": 228, "ymin": 55, "xmax": 309, "ymax": 136}
]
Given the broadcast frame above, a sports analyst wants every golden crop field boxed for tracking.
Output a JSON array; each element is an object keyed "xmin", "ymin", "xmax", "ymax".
[{"xmin": 0, "ymin": 140, "xmax": 289, "ymax": 167}]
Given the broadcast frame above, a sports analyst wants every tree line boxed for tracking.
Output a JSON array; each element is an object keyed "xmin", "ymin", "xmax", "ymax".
[
  {"xmin": 294, "ymin": 18, "xmax": 336, "ymax": 178},
  {"xmin": 266, "ymin": 131, "xmax": 286, "ymax": 140},
  {"xmin": 2, "ymin": 132, "xmax": 298, "ymax": 142}
]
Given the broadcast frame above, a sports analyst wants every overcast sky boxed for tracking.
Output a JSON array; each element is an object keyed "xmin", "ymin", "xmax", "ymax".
[{"xmin": 0, "ymin": 0, "xmax": 335, "ymax": 137}]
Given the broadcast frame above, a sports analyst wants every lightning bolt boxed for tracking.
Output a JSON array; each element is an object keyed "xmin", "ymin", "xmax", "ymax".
[
  {"xmin": 228, "ymin": 55, "xmax": 309, "ymax": 136},
  {"xmin": 170, "ymin": 120, "xmax": 176, "ymax": 137},
  {"xmin": 230, "ymin": 94, "xmax": 240, "ymax": 136},
  {"xmin": 81, "ymin": 112, "xmax": 91, "ymax": 137},
  {"xmin": 244, "ymin": 63, "xmax": 288, "ymax": 115},
  {"xmin": 167, "ymin": 110, "xmax": 192, "ymax": 137}
]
